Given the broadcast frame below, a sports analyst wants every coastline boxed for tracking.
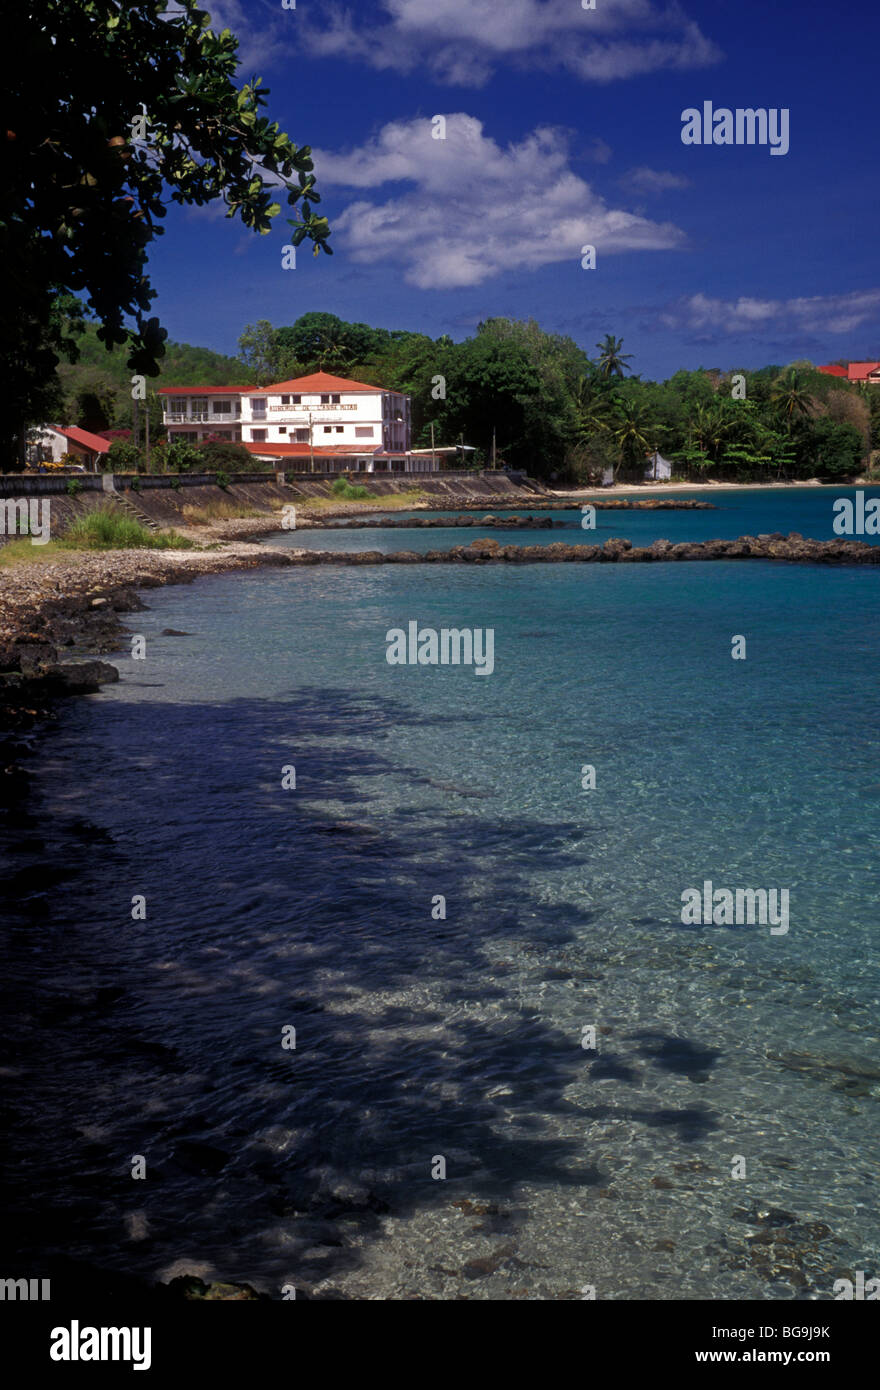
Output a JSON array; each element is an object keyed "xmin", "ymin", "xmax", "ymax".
[{"xmin": 1, "ymin": 478, "xmax": 875, "ymax": 712}]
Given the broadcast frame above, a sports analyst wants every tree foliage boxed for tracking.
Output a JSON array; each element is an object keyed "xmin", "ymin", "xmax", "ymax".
[{"xmin": 5, "ymin": 0, "xmax": 330, "ymax": 463}]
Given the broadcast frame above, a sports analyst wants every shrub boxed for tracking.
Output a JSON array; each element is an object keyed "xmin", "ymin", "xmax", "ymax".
[
  {"xmin": 66, "ymin": 477, "xmax": 83, "ymax": 497},
  {"xmin": 330, "ymin": 477, "xmax": 371, "ymax": 500},
  {"xmin": 197, "ymin": 439, "xmax": 251, "ymax": 472},
  {"xmin": 63, "ymin": 509, "xmax": 192, "ymax": 550},
  {"xmin": 215, "ymin": 469, "xmax": 230, "ymax": 490},
  {"xmin": 106, "ymin": 439, "xmax": 144, "ymax": 473},
  {"xmin": 161, "ymin": 439, "xmax": 203, "ymax": 474}
]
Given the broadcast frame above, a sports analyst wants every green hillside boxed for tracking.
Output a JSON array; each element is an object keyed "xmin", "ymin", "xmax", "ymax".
[{"xmin": 56, "ymin": 322, "xmax": 248, "ymax": 433}]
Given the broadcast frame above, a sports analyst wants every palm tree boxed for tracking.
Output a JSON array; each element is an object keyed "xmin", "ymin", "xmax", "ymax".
[
  {"xmin": 770, "ymin": 370, "xmax": 813, "ymax": 432},
  {"xmin": 687, "ymin": 402, "xmax": 730, "ymax": 461},
  {"xmin": 575, "ymin": 375, "xmax": 614, "ymax": 438},
  {"xmin": 611, "ymin": 398, "xmax": 652, "ymax": 478},
  {"xmin": 596, "ymin": 335, "xmax": 634, "ymax": 379}
]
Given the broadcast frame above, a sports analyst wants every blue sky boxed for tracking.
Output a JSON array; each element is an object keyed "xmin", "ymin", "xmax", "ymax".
[{"xmin": 149, "ymin": 0, "xmax": 880, "ymax": 381}]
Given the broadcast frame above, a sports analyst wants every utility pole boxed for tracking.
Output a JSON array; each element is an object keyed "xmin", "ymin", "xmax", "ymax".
[
  {"xmin": 309, "ymin": 411, "xmax": 314, "ymax": 474},
  {"xmin": 430, "ymin": 420, "xmax": 436, "ymax": 473},
  {"xmin": 491, "ymin": 427, "xmax": 497, "ymax": 469},
  {"xmin": 145, "ymin": 392, "xmax": 151, "ymax": 473}
]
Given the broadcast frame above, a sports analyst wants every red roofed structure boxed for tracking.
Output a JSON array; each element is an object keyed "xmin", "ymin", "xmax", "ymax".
[
  {"xmin": 157, "ymin": 370, "xmax": 431, "ymax": 471},
  {"xmin": 27, "ymin": 425, "xmax": 112, "ymax": 469},
  {"xmin": 818, "ymin": 361, "xmax": 880, "ymax": 385}
]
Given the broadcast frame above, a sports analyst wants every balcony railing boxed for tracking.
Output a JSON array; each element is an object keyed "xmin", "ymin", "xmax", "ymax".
[{"xmin": 165, "ymin": 412, "xmax": 242, "ymax": 423}]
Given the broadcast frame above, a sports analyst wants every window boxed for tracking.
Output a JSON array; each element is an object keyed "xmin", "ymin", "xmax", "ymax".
[
  {"xmin": 252, "ymin": 429, "xmax": 267, "ymax": 442},
  {"xmin": 212, "ymin": 400, "xmax": 232, "ymax": 414},
  {"xmin": 278, "ymin": 427, "xmax": 287, "ymax": 434},
  {"xmin": 280, "ymin": 395, "xmax": 290, "ymax": 405},
  {"xmin": 321, "ymin": 395, "xmax": 329, "ymax": 404},
  {"xmin": 335, "ymin": 426, "xmax": 343, "ymax": 433},
  {"xmin": 191, "ymin": 398, "xmax": 207, "ymax": 412},
  {"xmin": 323, "ymin": 426, "xmax": 332, "ymax": 434},
  {"xmin": 250, "ymin": 397, "xmax": 266, "ymax": 418},
  {"xmin": 294, "ymin": 429, "xmax": 309, "ymax": 442},
  {"xmin": 355, "ymin": 427, "xmax": 373, "ymax": 439},
  {"xmin": 292, "ymin": 394, "xmax": 301, "ymax": 404}
]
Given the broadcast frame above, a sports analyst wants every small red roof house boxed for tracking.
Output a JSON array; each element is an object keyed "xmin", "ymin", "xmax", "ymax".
[
  {"xmin": 818, "ymin": 361, "xmax": 880, "ymax": 385},
  {"xmin": 27, "ymin": 425, "xmax": 112, "ymax": 469}
]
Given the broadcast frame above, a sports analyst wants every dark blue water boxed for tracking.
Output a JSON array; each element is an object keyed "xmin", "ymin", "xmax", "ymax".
[{"xmin": 1, "ymin": 488, "xmax": 879, "ymax": 1300}]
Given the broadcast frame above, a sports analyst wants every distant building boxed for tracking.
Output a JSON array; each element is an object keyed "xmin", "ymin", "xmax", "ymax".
[
  {"xmin": 27, "ymin": 425, "xmax": 111, "ymax": 469},
  {"xmin": 157, "ymin": 370, "xmax": 437, "ymax": 473},
  {"xmin": 645, "ymin": 451, "xmax": 674, "ymax": 481},
  {"xmin": 817, "ymin": 361, "xmax": 880, "ymax": 386}
]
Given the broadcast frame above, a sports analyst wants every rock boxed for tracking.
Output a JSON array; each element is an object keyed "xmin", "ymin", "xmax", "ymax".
[
  {"xmin": 43, "ymin": 661, "xmax": 120, "ymax": 694},
  {"xmin": 161, "ymin": 628, "xmax": 191, "ymax": 636},
  {"xmin": 164, "ymin": 1275, "xmax": 267, "ymax": 1301}
]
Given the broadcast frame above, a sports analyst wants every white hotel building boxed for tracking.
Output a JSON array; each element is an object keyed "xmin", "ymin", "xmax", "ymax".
[{"xmin": 159, "ymin": 371, "xmax": 439, "ymax": 473}]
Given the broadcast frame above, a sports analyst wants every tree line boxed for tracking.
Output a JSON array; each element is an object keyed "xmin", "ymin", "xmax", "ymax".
[
  {"xmin": 44, "ymin": 309, "xmax": 879, "ymax": 481},
  {"xmin": 234, "ymin": 312, "xmax": 877, "ymax": 482}
]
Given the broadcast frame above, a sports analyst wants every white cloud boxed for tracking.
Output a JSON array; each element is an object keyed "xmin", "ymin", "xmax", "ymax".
[
  {"xmin": 660, "ymin": 290, "xmax": 880, "ymax": 336},
  {"xmin": 624, "ymin": 167, "xmax": 691, "ymax": 194},
  {"xmin": 314, "ymin": 114, "xmax": 685, "ymax": 288},
  {"xmin": 208, "ymin": 0, "xmax": 722, "ymax": 88},
  {"xmin": 587, "ymin": 138, "xmax": 614, "ymax": 164}
]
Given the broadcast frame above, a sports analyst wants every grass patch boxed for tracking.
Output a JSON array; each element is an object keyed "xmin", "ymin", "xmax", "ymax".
[
  {"xmin": 0, "ymin": 538, "xmax": 69, "ymax": 566},
  {"xmin": 181, "ymin": 501, "xmax": 262, "ymax": 524},
  {"xmin": 63, "ymin": 508, "xmax": 194, "ymax": 550}
]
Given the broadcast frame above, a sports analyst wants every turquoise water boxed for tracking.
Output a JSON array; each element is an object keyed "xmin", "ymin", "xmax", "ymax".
[
  {"xmin": 2, "ymin": 490, "xmax": 879, "ymax": 1300},
  {"xmin": 278, "ymin": 486, "xmax": 880, "ymax": 554}
]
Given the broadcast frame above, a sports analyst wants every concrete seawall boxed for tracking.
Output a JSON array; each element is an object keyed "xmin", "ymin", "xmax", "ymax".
[{"xmin": 0, "ymin": 470, "xmax": 551, "ymax": 537}]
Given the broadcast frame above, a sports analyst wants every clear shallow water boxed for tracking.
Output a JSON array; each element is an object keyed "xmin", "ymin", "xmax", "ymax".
[
  {"xmin": 2, "ymin": 496, "xmax": 880, "ymax": 1300},
  {"xmin": 277, "ymin": 486, "xmax": 880, "ymax": 554}
]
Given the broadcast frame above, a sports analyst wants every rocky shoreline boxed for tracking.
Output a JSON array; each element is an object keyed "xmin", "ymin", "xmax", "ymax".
[
  {"xmin": 279, "ymin": 531, "xmax": 880, "ymax": 566},
  {"xmin": 0, "ymin": 544, "xmax": 287, "ymax": 716},
  {"xmin": 319, "ymin": 504, "xmax": 713, "ymax": 530},
  {"xmin": 309, "ymin": 497, "xmax": 715, "ymax": 518}
]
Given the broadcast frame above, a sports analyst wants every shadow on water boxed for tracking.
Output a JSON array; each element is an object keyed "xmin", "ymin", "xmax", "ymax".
[{"xmin": 0, "ymin": 687, "xmax": 722, "ymax": 1296}]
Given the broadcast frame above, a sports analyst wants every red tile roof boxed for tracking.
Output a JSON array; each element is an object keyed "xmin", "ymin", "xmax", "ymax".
[
  {"xmin": 159, "ymin": 372, "xmax": 401, "ymax": 396},
  {"xmin": 157, "ymin": 386, "xmax": 254, "ymax": 396},
  {"xmin": 818, "ymin": 362, "xmax": 880, "ymax": 382},
  {"xmin": 242, "ymin": 443, "xmax": 409, "ymax": 458},
  {"xmin": 53, "ymin": 425, "xmax": 112, "ymax": 453},
  {"xmin": 242, "ymin": 443, "xmax": 379, "ymax": 457},
  {"xmin": 264, "ymin": 371, "xmax": 389, "ymax": 394}
]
